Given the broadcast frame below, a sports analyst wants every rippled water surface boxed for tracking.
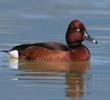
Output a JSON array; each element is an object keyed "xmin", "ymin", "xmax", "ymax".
[{"xmin": 0, "ymin": 0, "xmax": 110, "ymax": 100}]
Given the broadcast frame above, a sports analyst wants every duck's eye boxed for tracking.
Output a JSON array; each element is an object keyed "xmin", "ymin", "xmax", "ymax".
[{"xmin": 76, "ymin": 28, "xmax": 80, "ymax": 32}]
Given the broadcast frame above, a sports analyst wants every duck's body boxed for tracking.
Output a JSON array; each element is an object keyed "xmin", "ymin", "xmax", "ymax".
[{"xmin": 2, "ymin": 20, "xmax": 97, "ymax": 62}]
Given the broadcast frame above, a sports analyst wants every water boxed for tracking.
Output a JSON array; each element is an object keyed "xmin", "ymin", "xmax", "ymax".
[{"xmin": 0, "ymin": 0, "xmax": 110, "ymax": 100}]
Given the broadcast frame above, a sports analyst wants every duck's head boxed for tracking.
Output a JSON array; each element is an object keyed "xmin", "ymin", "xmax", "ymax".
[{"xmin": 66, "ymin": 20, "xmax": 97, "ymax": 48}]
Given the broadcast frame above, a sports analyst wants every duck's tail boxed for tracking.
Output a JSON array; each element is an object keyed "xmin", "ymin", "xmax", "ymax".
[
  {"xmin": 2, "ymin": 49, "xmax": 19, "ymax": 58},
  {"xmin": 1, "ymin": 50, "xmax": 10, "ymax": 53}
]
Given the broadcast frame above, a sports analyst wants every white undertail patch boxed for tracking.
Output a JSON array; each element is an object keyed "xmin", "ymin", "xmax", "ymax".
[{"xmin": 8, "ymin": 50, "xmax": 19, "ymax": 58}]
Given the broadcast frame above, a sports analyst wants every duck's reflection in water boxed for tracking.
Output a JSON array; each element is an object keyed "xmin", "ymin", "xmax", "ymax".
[{"xmin": 9, "ymin": 59, "xmax": 89, "ymax": 99}]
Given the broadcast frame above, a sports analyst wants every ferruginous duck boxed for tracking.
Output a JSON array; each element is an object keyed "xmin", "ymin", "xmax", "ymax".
[{"xmin": 2, "ymin": 20, "xmax": 97, "ymax": 62}]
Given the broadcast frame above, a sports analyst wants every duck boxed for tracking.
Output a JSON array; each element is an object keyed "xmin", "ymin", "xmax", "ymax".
[{"xmin": 2, "ymin": 20, "xmax": 97, "ymax": 62}]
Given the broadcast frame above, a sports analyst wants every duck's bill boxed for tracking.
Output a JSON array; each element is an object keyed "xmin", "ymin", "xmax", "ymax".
[{"xmin": 83, "ymin": 32, "xmax": 97, "ymax": 44}]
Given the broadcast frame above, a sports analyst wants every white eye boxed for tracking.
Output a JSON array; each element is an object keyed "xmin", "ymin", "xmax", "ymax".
[{"xmin": 76, "ymin": 28, "xmax": 80, "ymax": 32}]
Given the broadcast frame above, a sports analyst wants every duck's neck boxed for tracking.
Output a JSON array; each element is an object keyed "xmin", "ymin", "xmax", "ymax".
[
  {"xmin": 67, "ymin": 41, "xmax": 82, "ymax": 49},
  {"xmin": 66, "ymin": 34, "xmax": 82, "ymax": 49}
]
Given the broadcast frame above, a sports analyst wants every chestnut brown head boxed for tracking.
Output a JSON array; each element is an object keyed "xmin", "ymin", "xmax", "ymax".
[{"xmin": 66, "ymin": 20, "xmax": 97, "ymax": 48}]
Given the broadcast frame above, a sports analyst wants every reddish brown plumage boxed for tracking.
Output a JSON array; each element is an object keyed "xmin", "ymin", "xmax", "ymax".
[
  {"xmin": 69, "ymin": 45, "xmax": 90, "ymax": 61},
  {"xmin": 2, "ymin": 20, "xmax": 97, "ymax": 62},
  {"xmin": 20, "ymin": 44, "xmax": 90, "ymax": 62},
  {"xmin": 20, "ymin": 46, "xmax": 70, "ymax": 62}
]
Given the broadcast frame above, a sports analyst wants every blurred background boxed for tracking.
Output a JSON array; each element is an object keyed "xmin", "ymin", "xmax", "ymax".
[{"xmin": 0, "ymin": 0, "xmax": 110, "ymax": 100}]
